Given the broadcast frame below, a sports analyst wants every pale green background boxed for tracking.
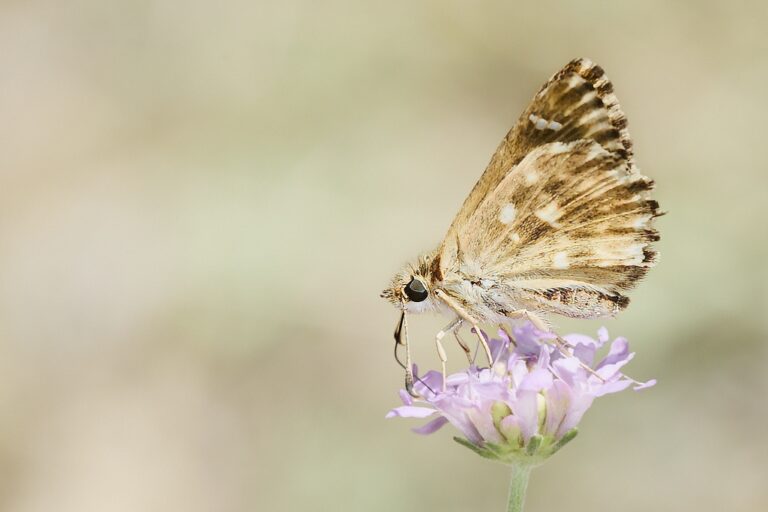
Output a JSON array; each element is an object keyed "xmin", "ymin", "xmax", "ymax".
[{"xmin": 1, "ymin": 1, "xmax": 767, "ymax": 511}]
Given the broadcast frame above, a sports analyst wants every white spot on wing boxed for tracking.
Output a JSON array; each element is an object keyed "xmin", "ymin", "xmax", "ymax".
[
  {"xmin": 566, "ymin": 74, "xmax": 583, "ymax": 90},
  {"xmin": 535, "ymin": 202, "xmax": 562, "ymax": 227},
  {"xmin": 632, "ymin": 214, "xmax": 651, "ymax": 229},
  {"xmin": 579, "ymin": 108, "xmax": 605, "ymax": 126},
  {"xmin": 586, "ymin": 144, "xmax": 607, "ymax": 161},
  {"xmin": 553, "ymin": 251, "xmax": 569, "ymax": 269},
  {"xmin": 510, "ymin": 232, "xmax": 521, "ymax": 243},
  {"xmin": 524, "ymin": 169, "xmax": 538, "ymax": 184},
  {"xmin": 595, "ymin": 243, "xmax": 647, "ymax": 266},
  {"xmin": 530, "ymin": 113, "xmax": 564, "ymax": 131},
  {"xmin": 627, "ymin": 243, "xmax": 646, "ymax": 265},
  {"xmin": 499, "ymin": 203, "xmax": 517, "ymax": 224},
  {"xmin": 576, "ymin": 89, "xmax": 598, "ymax": 107},
  {"xmin": 548, "ymin": 142, "xmax": 571, "ymax": 155}
]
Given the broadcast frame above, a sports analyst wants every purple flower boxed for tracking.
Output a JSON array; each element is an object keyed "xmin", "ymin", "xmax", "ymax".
[{"xmin": 386, "ymin": 324, "xmax": 655, "ymax": 464}]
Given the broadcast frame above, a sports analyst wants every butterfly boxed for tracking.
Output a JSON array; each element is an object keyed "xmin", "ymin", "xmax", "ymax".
[{"xmin": 381, "ymin": 58, "xmax": 662, "ymax": 396}]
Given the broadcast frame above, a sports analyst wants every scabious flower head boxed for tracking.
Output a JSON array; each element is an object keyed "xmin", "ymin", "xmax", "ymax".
[{"xmin": 386, "ymin": 323, "xmax": 655, "ymax": 465}]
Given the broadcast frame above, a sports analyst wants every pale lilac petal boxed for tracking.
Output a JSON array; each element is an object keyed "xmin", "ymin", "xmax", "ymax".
[
  {"xmin": 519, "ymin": 368, "xmax": 553, "ymax": 392},
  {"xmin": 440, "ymin": 408, "xmax": 484, "ymax": 444},
  {"xmin": 596, "ymin": 337, "xmax": 631, "ymax": 369},
  {"xmin": 597, "ymin": 326, "xmax": 610, "ymax": 344},
  {"xmin": 399, "ymin": 389, "xmax": 413, "ymax": 406},
  {"xmin": 467, "ymin": 407, "xmax": 503, "ymax": 443},
  {"xmin": 491, "ymin": 340, "xmax": 509, "ymax": 363},
  {"xmin": 412, "ymin": 416, "xmax": 448, "ymax": 435},
  {"xmin": 445, "ymin": 372, "xmax": 470, "ymax": 387},
  {"xmin": 595, "ymin": 353, "xmax": 635, "ymax": 381},
  {"xmin": 386, "ymin": 405, "xmax": 437, "ymax": 419},
  {"xmin": 544, "ymin": 380, "xmax": 570, "ymax": 435},
  {"xmin": 564, "ymin": 333, "xmax": 598, "ymax": 365},
  {"xmin": 557, "ymin": 392, "xmax": 595, "ymax": 438},
  {"xmin": 593, "ymin": 379, "xmax": 633, "ymax": 397},
  {"xmin": 572, "ymin": 344, "xmax": 596, "ymax": 366},
  {"xmin": 413, "ymin": 369, "xmax": 444, "ymax": 397},
  {"xmin": 511, "ymin": 390, "xmax": 539, "ymax": 442},
  {"xmin": 511, "ymin": 323, "xmax": 543, "ymax": 357},
  {"xmin": 563, "ymin": 333, "xmax": 598, "ymax": 347},
  {"xmin": 499, "ymin": 414, "xmax": 521, "ymax": 441},
  {"xmin": 488, "ymin": 335, "xmax": 508, "ymax": 362},
  {"xmin": 551, "ymin": 357, "xmax": 582, "ymax": 387},
  {"xmin": 509, "ymin": 359, "xmax": 529, "ymax": 388},
  {"xmin": 633, "ymin": 379, "xmax": 657, "ymax": 390}
]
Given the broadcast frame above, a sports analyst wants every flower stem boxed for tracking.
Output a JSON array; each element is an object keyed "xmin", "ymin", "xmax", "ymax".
[{"xmin": 506, "ymin": 464, "xmax": 532, "ymax": 512}]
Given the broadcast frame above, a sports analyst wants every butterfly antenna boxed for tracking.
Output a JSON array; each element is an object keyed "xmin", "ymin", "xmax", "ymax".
[
  {"xmin": 393, "ymin": 309, "xmax": 436, "ymax": 396},
  {"xmin": 393, "ymin": 340, "xmax": 436, "ymax": 396}
]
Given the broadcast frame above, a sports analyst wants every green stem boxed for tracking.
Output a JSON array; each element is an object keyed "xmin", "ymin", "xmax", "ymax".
[{"xmin": 506, "ymin": 464, "xmax": 532, "ymax": 512}]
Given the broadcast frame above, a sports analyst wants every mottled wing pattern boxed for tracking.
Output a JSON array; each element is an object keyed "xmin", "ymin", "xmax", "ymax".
[
  {"xmin": 458, "ymin": 140, "xmax": 659, "ymax": 318},
  {"xmin": 442, "ymin": 58, "xmax": 635, "ymax": 246},
  {"xmin": 437, "ymin": 58, "xmax": 660, "ymax": 319}
]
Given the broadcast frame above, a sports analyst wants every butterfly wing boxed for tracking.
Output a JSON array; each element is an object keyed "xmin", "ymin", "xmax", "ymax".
[
  {"xmin": 437, "ymin": 59, "xmax": 660, "ymax": 319},
  {"xmin": 442, "ymin": 58, "xmax": 635, "ymax": 246}
]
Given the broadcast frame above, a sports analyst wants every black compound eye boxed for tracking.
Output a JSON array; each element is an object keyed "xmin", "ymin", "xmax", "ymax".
[{"xmin": 404, "ymin": 277, "xmax": 428, "ymax": 302}]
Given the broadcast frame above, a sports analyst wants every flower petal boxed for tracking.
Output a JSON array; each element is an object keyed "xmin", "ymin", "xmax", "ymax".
[
  {"xmin": 499, "ymin": 414, "xmax": 522, "ymax": 443},
  {"xmin": 466, "ymin": 407, "xmax": 504, "ymax": 443},
  {"xmin": 414, "ymin": 369, "xmax": 444, "ymax": 397},
  {"xmin": 412, "ymin": 416, "xmax": 448, "ymax": 435},
  {"xmin": 519, "ymin": 368, "xmax": 553, "ymax": 392},
  {"xmin": 592, "ymin": 379, "xmax": 633, "ymax": 397},
  {"xmin": 386, "ymin": 405, "xmax": 437, "ymax": 419},
  {"xmin": 633, "ymin": 379, "xmax": 657, "ymax": 391},
  {"xmin": 557, "ymin": 392, "xmax": 595, "ymax": 438},
  {"xmin": 445, "ymin": 372, "xmax": 470, "ymax": 387},
  {"xmin": 440, "ymin": 408, "xmax": 484, "ymax": 444},
  {"xmin": 544, "ymin": 380, "xmax": 570, "ymax": 436},
  {"xmin": 551, "ymin": 357, "xmax": 582, "ymax": 387},
  {"xmin": 563, "ymin": 333, "xmax": 598, "ymax": 365},
  {"xmin": 594, "ymin": 353, "xmax": 635, "ymax": 381},
  {"xmin": 511, "ymin": 390, "xmax": 540, "ymax": 442},
  {"xmin": 596, "ymin": 337, "xmax": 631, "ymax": 370}
]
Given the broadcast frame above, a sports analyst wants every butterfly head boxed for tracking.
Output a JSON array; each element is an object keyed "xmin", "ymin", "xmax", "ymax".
[{"xmin": 380, "ymin": 254, "xmax": 440, "ymax": 313}]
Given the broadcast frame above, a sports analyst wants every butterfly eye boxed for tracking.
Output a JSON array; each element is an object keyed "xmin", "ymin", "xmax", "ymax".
[{"xmin": 404, "ymin": 277, "xmax": 428, "ymax": 302}]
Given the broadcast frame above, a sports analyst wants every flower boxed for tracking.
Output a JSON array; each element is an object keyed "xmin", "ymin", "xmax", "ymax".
[{"xmin": 386, "ymin": 323, "xmax": 655, "ymax": 465}]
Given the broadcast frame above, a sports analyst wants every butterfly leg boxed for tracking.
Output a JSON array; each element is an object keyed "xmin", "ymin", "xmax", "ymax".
[
  {"xmin": 435, "ymin": 317, "xmax": 461, "ymax": 391},
  {"xmin": 506, "ymin": 309, "xmax": 550, "ymax": 332},
  {"xmin": 433, "ymin": 289, "xmax": 493, "ymax": 366},
  {"xmin": 453, "ymin": 329, "xmax": 473, "ymax": 364},
  {"xmin": 499, "ymin": 324, "xmax": 516, "ymax": 348}
]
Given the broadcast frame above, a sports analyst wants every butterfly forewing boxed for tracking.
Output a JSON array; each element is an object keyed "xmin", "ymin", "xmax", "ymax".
[{"xmin": 436, "ymin": 59, "xmax": 660, "ymax": 320}]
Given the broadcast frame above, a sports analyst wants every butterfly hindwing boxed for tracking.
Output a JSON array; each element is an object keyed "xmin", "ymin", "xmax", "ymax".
[{"xmin": 452, "ymin": 139, "xmax": 659, "ymax": 318}]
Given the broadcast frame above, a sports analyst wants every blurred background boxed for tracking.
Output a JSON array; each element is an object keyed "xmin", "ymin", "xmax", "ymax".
[{"xmin": 1, "ymin": 1, "xmax": 767, "ymax": 511}]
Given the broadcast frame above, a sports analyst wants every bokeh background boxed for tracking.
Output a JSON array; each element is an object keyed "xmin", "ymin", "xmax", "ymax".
[{"xmin": 1, "ymin": 1, "xmax": 767, "ymax": 511}]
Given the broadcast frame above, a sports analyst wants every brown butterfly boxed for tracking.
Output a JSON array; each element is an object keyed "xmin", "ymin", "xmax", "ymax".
[{"xmin": 381, "ymin": 58, "xmax": 662, "ymax": 396}]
